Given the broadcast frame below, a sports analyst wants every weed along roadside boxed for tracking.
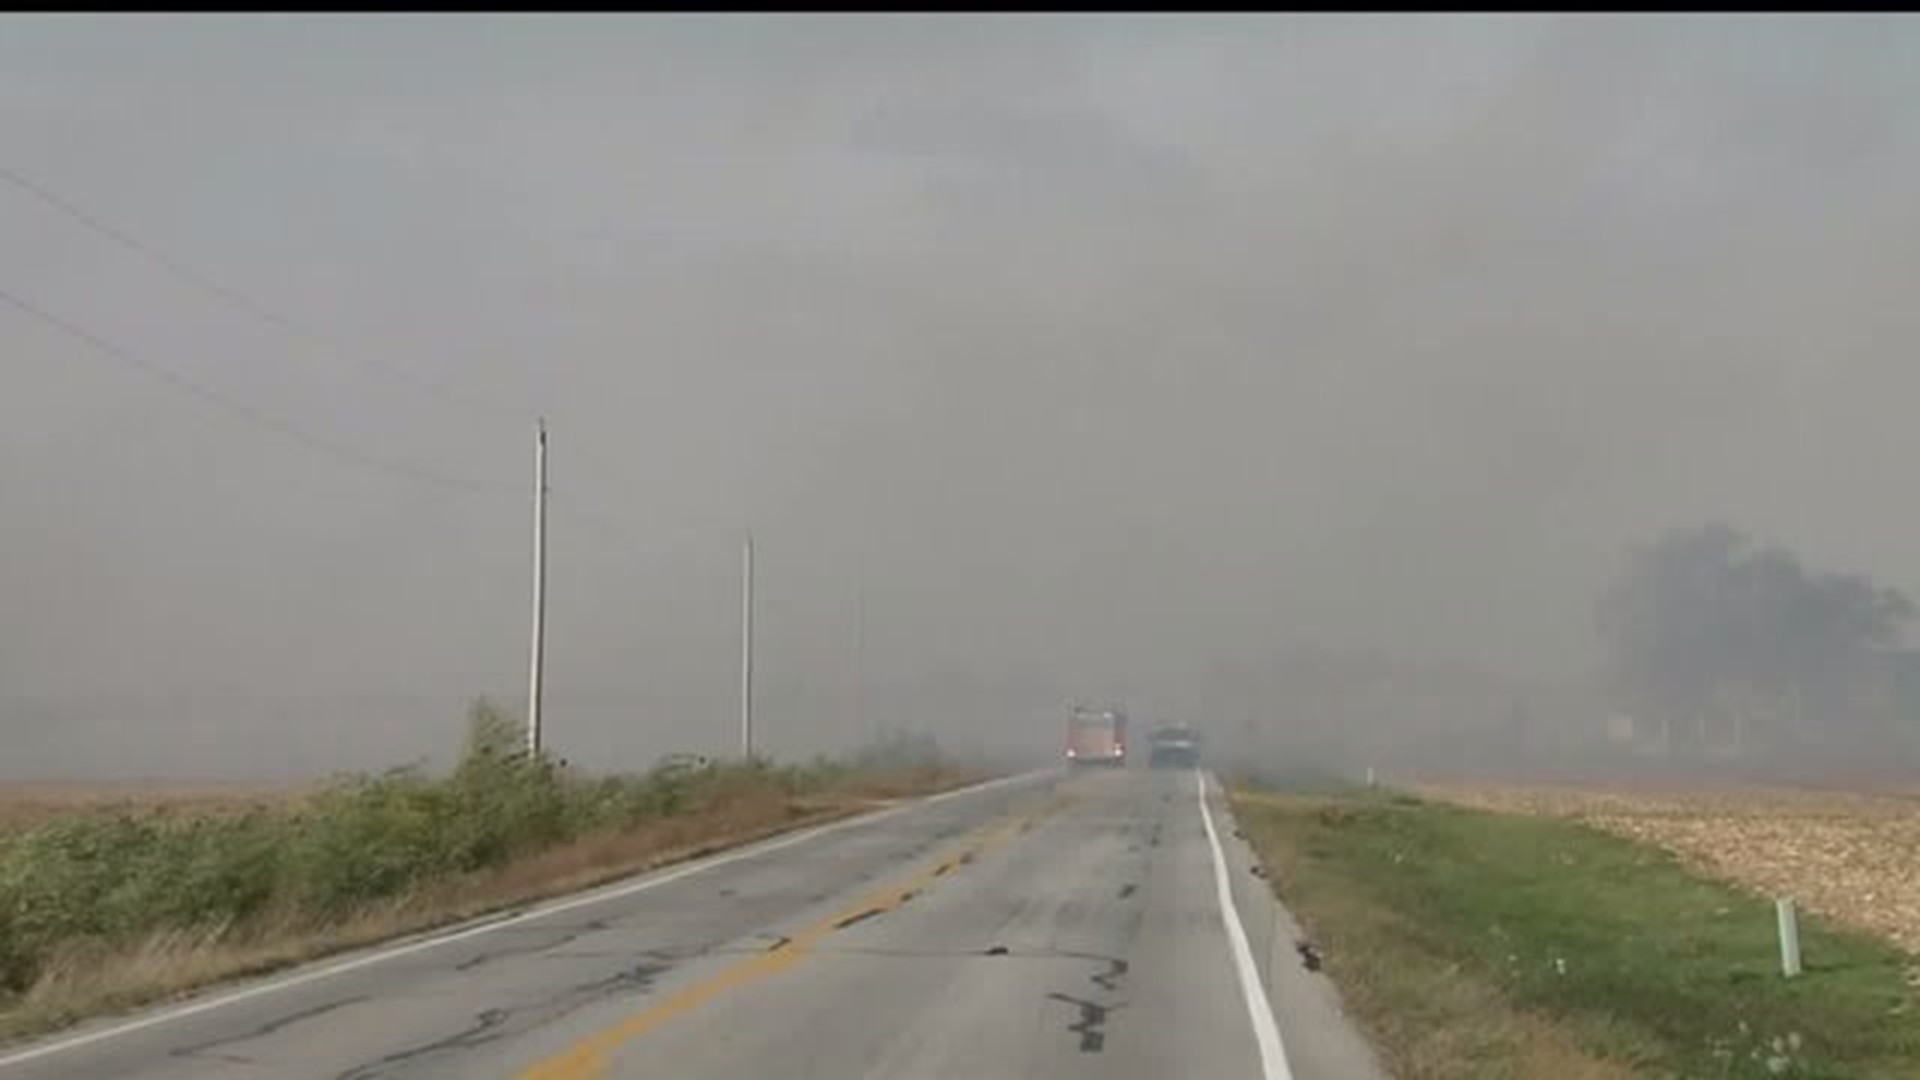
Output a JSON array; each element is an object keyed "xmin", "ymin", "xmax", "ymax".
[
  {"xmin": 1228, "ymin": 783, "xmax": 1920, "ymax": 1080},
  {"xmin": 0, "ymin": 700, "xmax": 985, "ymax": 1046}
]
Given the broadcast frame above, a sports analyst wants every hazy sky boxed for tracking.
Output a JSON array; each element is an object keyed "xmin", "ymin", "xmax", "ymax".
[{"xmin": 5, "ymin": 14, "xmax": 1920, "ymax": 777}]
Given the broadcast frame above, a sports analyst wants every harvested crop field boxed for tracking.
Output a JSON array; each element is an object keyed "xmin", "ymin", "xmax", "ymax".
[
  {"xmin": 1414, "ymin": 782, "xmax": 1920, "ymax": 957},
  {"xmin": 0, "ymin": 781, "xmax": 306, "ymax": 833}
]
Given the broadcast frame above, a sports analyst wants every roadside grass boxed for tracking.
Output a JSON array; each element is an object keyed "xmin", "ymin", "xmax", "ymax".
[
  {"xmin": 0, "ymin": 703, "xmax": 981, "ymax": 1045},
  {"xmin": 1231, "ymin": 788, "xmax": 1920, "ymax": 1080}
]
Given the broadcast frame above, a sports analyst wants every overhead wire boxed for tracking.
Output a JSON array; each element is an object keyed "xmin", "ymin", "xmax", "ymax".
[
  {"xmin": 0, "ymin": 165, "xmax": 727, "ymax": 762},
  {"xmin": 0, "ymin": 286, "xmax": 516, "ymax": 497},
  {"xmin": 3, "ymin": 282, "xmax": 673, "ymax": 597},
  {"xmin": 0, "ymin": 163, "xmax": 528, "ymax": 424},
  {"xmin": 0, "ymin": 162, "xmax": 689, "ymax": 546}
]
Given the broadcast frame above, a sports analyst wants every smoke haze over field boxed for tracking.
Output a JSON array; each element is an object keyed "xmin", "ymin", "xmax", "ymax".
[{"xmin": 6, "ymin": 15, "xmax": 1920, "ymax": 780}]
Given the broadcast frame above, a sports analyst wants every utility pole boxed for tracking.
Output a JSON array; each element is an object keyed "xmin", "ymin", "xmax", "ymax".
[
  {"xmin": 740, "ymin": 532, "xmax": 755, "ymax": 761},
  {"xmin": 526, "ymin": 418, "xmax": 548, "ymax": 757}
]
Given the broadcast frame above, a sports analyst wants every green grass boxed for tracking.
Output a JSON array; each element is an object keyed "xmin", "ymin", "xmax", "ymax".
[{"xmin": 1232, "ymin": 789, "xmax": 1920, "ymax": 1080}]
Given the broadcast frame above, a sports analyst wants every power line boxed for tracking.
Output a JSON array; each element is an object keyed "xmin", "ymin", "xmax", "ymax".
[
  {"xmin": 0, "ymin": 286, "xmax": 515, "ymax": 496},
  {"xmin": 6, "ymin": 282, "xmax": 662, "ymax": 543},
  {"xmin": 0, "ymin": 162, "xmax": 686, "ymax": 545},
  {"xmin": 0, "ymin": 163, "xmax": 527, "ymax": 423}
]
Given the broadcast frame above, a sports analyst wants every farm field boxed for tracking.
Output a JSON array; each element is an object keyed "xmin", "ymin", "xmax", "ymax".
[
  {"xmin": 1233, "ymin": 781, "xmax": 1920, "ymax": 1078},
  {"xmin": 1413, "ymin": 781, "xmax": 1920, "ymax": 957},
  {"xmin": 0, "ymin": 781, "xmax": 307, "ymax": 834}
]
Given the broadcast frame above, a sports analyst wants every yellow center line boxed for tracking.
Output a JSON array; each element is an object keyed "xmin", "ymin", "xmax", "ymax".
[{"xmin": 514, "ymin": 805, "xmax": 1052, "ymax": 1080}]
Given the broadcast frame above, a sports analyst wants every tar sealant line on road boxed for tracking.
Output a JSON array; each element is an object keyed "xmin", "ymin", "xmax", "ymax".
[
  {"xmin": 1197, "ymin": 770, "xmax": 1295, "ymax": 1080},
  {"xmin": 0, "ymin": 770, "xmax": 1052, "ymax": 1072},
  {"xmin": 513, "ymin": 802, "xmax": 1053, "ymax": 1080}
]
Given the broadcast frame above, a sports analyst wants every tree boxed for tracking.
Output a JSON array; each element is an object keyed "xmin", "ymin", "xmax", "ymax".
[{"xmin": 1597, "ymin": 523, "xmax": 1914, "ymax": 753}]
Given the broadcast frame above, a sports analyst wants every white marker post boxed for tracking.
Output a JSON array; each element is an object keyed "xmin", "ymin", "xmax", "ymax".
[{"xmin": 1777, "ymin": 898, "xmax": 1802, "ymax": 978}]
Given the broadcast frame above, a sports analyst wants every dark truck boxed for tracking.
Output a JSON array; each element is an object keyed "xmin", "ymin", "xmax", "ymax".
[{"xmin": 1147, "ymin": 723, "xmax": 1201, "ymax": 768}]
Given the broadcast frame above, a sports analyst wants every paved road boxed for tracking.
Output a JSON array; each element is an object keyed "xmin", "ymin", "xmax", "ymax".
[{"xmin": 0, "ymin": 769, "xmax": 1385, "ymax": 1080}]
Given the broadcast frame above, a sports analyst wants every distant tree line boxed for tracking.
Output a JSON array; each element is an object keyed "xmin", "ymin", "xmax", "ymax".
[{"xmin": 1596, "ymin": 522, "xmax": 1920, "ymax": 758}]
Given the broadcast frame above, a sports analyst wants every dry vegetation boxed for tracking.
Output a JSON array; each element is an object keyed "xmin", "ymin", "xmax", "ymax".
[
  {"xmin": 0, "ymin": 782, "xmax": 307, "ymax": 834},
  {"xmin": 4, "ymin": 767, "xmax": 976, "ymax": 1043},
  {"xmin": 0, "ymin": 705, "xmax": 985, "ymax": 1046},
  {"xmin": 1414, "ymin": 783, "xmax": 1920, "ymax": 957}
]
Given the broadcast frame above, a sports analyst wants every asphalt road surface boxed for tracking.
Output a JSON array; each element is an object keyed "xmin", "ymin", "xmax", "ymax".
[{"xmin": 0, "ymin": 769, "xmax": 1387, "ymax": 1080}]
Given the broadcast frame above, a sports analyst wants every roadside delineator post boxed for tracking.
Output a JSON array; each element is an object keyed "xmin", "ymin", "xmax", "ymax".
[{"xmin": 1776, "ymin": 898, "xmax": 1802, "ymax": 978}]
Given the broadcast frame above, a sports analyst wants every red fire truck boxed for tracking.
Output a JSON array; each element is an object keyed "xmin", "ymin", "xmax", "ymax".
[{"xmin": 1065, "ymin": 705, "xmax": 1128, "ymax": 767}]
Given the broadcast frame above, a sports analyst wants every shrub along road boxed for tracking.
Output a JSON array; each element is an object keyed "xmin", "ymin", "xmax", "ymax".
[{"xmin": 0, "ymin": 704, "xmax": 978, "ymax": 1045}]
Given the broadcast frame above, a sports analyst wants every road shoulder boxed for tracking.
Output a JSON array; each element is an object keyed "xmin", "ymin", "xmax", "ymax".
[{"xmin": 1205, "ymin": 772, "xmax": 1391, "ymax": 1080}]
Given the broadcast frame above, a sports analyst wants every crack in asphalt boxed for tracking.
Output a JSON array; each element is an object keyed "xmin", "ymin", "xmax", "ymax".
[
  {"xmin": 334, "ymin": 1007, "xmax": 513, "ymax": 1080},
  {"xmin": 1088, "ymin": 955, "xmax": 1129, "ymax": 993},
  {"xmin": 1047, "ymin": 992, "xmax": 1115, "ymax": 1053},
  {"xmin": 170, "ymin": 996, "xmax": 370, "ymax": 1064},
  {"xmin": 332, "ymin": 962, "xmax": 667, "ymax": 1079},
  {"xmin": 1045, "ymin": 951, "xmax": 1131, "ymax": 1053},
  {"xmin": 454, "ymin": 920, "xmax": 609, "ymax": 972}
]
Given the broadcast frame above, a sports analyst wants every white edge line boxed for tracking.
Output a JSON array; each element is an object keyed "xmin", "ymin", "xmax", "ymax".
[
  {"xmin": 1198, "ymin": 769, "xmax": 1294, "ymax": 1080},
  {"xmin": 0, "ymin": 769, "xmax": 1050, "ymax": 1070}
]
